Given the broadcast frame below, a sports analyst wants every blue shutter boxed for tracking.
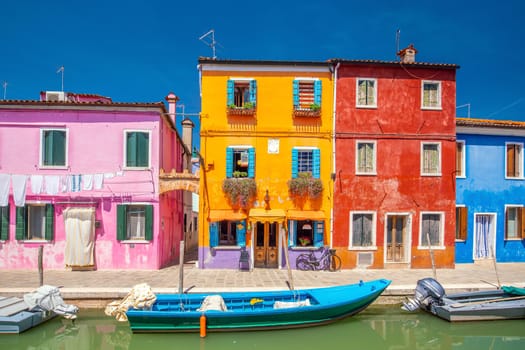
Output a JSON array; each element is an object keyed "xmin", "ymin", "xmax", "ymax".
[
  {"xmin": 236, "ymin": 220, "xmax": 246, "ymax": 247},
  {"xmin": 227, "ymin": 80, "xmax": 234, "ymax": 106},
  {"xmin": 209, "ymin": 222, "xmax": 219, "ymax": 248},
  {"xmin": 249, "ymin": 80, "xmax": 257, "ymax": 106},
  {"xmin": 313, "ymin": 221, "xmax": 324, "ymax": 247},
  {"xmin": 293, "ymin": 80, "xmax": 299, "ymax": 109},
  {"xmin": 313, "ymin": 148, "xmax": 320, "ymax": 178},
  {"xmin": 248, "ymin": 147, "xmax": 255, "ymax": 178},
  {"xmin": 288, "ymin": 220, "xmax": 296, "ymax": 247},
  {"xmin": 314, "ymin": 80, "xmax": 322, "ymax": 106},
  {"xmin": 291, "ymin": 148, "xmax": 298, "ymax": 178},
  {"xmin": 226, "ymin": 147, "xmax": 233, "ymax": 178}
]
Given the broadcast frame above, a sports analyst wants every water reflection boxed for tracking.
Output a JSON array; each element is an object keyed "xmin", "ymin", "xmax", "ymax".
[{"xmin": 1, "ymin": 306, "xmax": 524, "ymax": 350}]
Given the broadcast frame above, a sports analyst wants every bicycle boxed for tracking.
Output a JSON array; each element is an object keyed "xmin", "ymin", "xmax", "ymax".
[{"xmin": 296, "ymin": 246, "xmax": 342, "ymax": 272}]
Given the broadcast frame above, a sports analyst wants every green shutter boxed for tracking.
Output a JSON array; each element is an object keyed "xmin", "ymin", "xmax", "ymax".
[
  {"xmin": 15, "ymin": 206, "xmax": 26, "ymax": 240},
  {"xmin": 126, "ymin": 132, "xmax": 137, "ymax": 167},
  {"xmin": 293, "ymin": 80, "xmax": 299, "ymax": 109},
  {"xmin": 116, "ymin": 205, "xmax": 127, "ymax": 241},
  {"xmin": 145, "ymin": 205, "xmax": 153, "ymax": 241},
  {"xmin": 227, "ymin": 80, "xmax": 234, "ymax": 106},
  {"xmin": 0, "ymin": 206, "xmax": 9, "ymax": 240},
  {"xmin": 43, "ymin": 131, "xmax": 52, "ymax": 166},
  {"xmin": 44, "ymin": 204, "xmax": 54, "ymax": 241},
  {"xmin": 53, "ymin": 131, "xmax": 66, "ymax": 166},
  {"xmin": 136, "ymin": 132, "xmax": 149, "ymax": 167},
  {"xmin": 291, "ymin": 148, "xmax": 298, "ymax": 178},
  {"xmin": 226, "ymin": 147, "xmax": 233, "ymax": 177}
]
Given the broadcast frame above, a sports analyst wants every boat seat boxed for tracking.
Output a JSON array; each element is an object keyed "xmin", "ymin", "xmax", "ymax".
[{"xmin": 239, "ymin": 247, "xmax": 250, "ymax": 271}]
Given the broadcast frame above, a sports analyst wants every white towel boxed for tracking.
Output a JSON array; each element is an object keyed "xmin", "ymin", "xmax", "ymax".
[
  {"xmin": 12, "ymin": 175, "xmax": 28, "ymax": 207},
  {"xmin": 93, "ymin": 174, "xmax": 104, "ymax": 190},
  {"xmin": 104, "ymin": 173, "xmax": 115, "ymax": 179},
  {"xmin": 30, "ymin": 175, "xmax": 44, "ymax": 194},
  {"xmin": 116, "ymin": 171, "xmax": 124, "ymax": 177},
  {"xmin": 45, "ymin": 175, "xmax": 60, "ymax": 195},
  {"xmin": 83, "ymin": 174, "xmax": 93, "ymax": 191},
  {"xmin": 60, "ymin": 175, "xmax": 70, "ymax": 193},
  {"xmin": 0, "ymin": 174, "xmax": 10, "ymax": 207}
]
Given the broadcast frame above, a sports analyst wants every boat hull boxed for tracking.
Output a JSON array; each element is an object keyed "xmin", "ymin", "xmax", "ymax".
[
  {"xmin": 126, "ymin": 279, "xmax": 391, "ymax": 333},
  {"xmin": 0, "ymin": 310, "xmax": 56, "ymax": 334}
]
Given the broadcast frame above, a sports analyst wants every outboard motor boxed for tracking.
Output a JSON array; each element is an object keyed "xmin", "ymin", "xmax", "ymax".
[{"xmin": 402, "ymin": 278, "xmax": 446, "ymax": 312}]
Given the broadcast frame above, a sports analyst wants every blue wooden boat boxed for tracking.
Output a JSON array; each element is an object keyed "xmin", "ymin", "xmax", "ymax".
[
  {"xmin": 126, "ymin": 279, "xmax": 391, "ymax": 333},
  {"xmin": 0, "ymin": 296, "xmax": 56, "ymax": 334}
]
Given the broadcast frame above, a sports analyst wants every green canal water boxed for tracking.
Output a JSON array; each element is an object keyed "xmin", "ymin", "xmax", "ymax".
[{"xmin": 1, "ymin": 306, "xmax": 524, "ymax": 350}]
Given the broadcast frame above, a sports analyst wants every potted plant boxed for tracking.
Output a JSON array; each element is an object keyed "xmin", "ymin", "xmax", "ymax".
[
  {"xmin": 288, "ymin": 172, "xmax": 323, "ymax": 198},
  {"xmin": 222, "ymin": 178, "xmax": 257, "ymax": 207},
  {"xmin": 309, "ymin": 103, "xmax": 321, "ymax": 111}
]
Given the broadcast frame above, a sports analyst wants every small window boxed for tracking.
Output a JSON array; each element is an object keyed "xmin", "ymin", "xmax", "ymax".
[
  {"xmin": 41, "ymin": 129, "xmax": 67, "ymax": 167},
  {"xmin": 226, "ymin": 147, "xmax": 255, "ymax": 178},
  {"xmin": 505, "ymin": 206, "xmax": 525, "ymax": 240},
  {"xmin": 506, "ymin": 143, "xmax": 523, "ymax": 178},
  {"xmin": 227, "ymin": 79, "xmax": 257, "ymax": 108},
  {"xmin": 125, "ymin": 131, "xmax": 150, "ymax": 168},
  {"xmin": 421, "ymin": 142, "xmax": 441, "ymax": 176},
  {"xmin": 209, "ymin": 220, "xmax": 246, "ymax": 247},
  {"xmin": 292, "ymin": 148, "xmax": 320, "ymax": 179},
  {"xmin": 289, "ymin": 220, "xmax": 324, "ymax": 247},
  {"xmin": 420, "ymin": 212, "xmax": 444, "ymax": 247},
  {"xmin": 0, "ymin": 206, "xmax": 10, "ymax": 241},
  {"xmin": 350, "ymin": 212, "xmax": 376, "ymax": 248},
  {"xmin": 16, "ymin": 204, "xmax": 54, "ymax": 241},
  {"xmin": 356, "ymin": 78, "xmax": 377, "ymax": 108},
  {"xmin": 456, "ymin": 206, "xmax": 467, "ymax": 241},
  {"xmin": 293, "ymin": 79, "xmax": 321, "ymax": 111},
  {"xmin": 421, "ymin": 81, "xmax": 442, "ymax": 109},
  {"xmin": 356, "ymin": 141, "xmax": 376, "ymax": 174},
  {"xmin": 117, "ymin": 204, "xmax": 153, "ymax": 241},
  {"xmin": 456, "ymin": 141, "xmax": 465, "ymax": 177}
]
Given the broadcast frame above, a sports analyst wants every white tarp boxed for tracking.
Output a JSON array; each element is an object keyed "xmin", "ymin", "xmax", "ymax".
[
  {"xmin": 64, "ymin": 207, "xmax": 95, "ymax": 268},
  {"xmin": 23, "ymin": 285, "xmax": 78, "ymax": 319}
]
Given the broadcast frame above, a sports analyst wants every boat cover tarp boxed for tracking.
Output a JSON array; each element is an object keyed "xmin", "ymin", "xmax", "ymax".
[
  {"xmin": 501, "ymin": 285, "xmax": 525, "ymax": 296},
  {"xmin": 23, "ymin": 285, "xmax": 79, "ymax": 319},
  {"xmin": 105, "ymin": 283, "xmax": 157, "ymax": 322}
]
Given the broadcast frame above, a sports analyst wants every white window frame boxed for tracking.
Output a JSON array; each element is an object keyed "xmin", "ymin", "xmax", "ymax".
[
  {"xmin": 456, "ymin": 140, "xmax": 466, "ymax": 178},
  {"xmin": 123, "ymin": 129, "xmax": 152, "ymax": 170},
  {"xmin": 355, "ymin": 140, "xmax": 377, "ymax": 175},
  {"xmin": 418, "ymin": 211, "xmax": 445, "ymax": 249},
  {"xmin": 421, "ymin": 80, "xmax": 442, "ymax": 110},
  {"xmin": 120, "ymin": 202, "xmax": 152, "ymax": 244},
  {"xmin": 505, "ymin": 204, "xmax": 523, "ymax": 240},
  {"xmin": 356, "ymin": 78, "xmax": 377, "ymax": 108},
  {"xmin": 349, "ymin": 211, "xmax": 377, "ymax": 250},
  {"xmin": 39, "ymin": 128, "xmax": 69, "ymax": 169},
  {"xmin": 505, "ymin": 142, "xmax": 524, "ymax": 180},
  {"xmin": 421, "ymin": 142, "xmax": 442, "ymax": 176}
]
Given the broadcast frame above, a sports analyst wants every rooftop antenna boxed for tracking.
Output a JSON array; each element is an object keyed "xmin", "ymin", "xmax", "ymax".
[
  {"xmin": 396, "ymin": 29, "xmax": 401, "ymax": 59},
  {"xmin": 177, "ymin": 103, "xmax": 185, "ymax": 116},
  {"xmin": 457, "ymin": 103, "xmax": 471, "ymax": 118},
  {"xmin": 199, "ymin": 29, "xmax": 218, "ymax": 59},
  {"xmin": 56, "ymin": 66, "xmax": 64, "ymax": 92},
  {"xmin": 2, "ymin": 81, "xmax": 7, "ymax": 100}
]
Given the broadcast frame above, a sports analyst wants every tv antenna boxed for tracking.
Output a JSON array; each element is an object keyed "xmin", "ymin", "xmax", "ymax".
[
  {"xmin": 199, "ymin": 29, "xmax": 218, "ymax": 59},
  {"xmin": 457, "ymin": 103, "xmax": 471, "ymax": 118},
  {"xmin": 2, "ymin": 81, "xmax": 7, "ymax": 100},
  {"xmin": 396, "ymin": 29, "xmax": 401, "ymax": 58},
  {"xmin": 56, "ymin": 66, "xmax": 64, "ymax": 92}
]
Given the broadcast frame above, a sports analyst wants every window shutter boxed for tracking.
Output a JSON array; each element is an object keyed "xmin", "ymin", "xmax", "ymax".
[
  {"xmin": 116, "ymin": 205, "xmax": 127, "ymax": 241},
  {"xmin": 248, "ymin": 148, "xmax": 255, "ymax": 178},
  {"xmin": 209, "ymin": 222, "xmax": 219, "ymax": 248},
  {"xmin": 53, "ymin": 131, "xmax": 66, "ymax": 166},
  {"xmin": 236, "ymin": 220, "xmax": 246, "ymax": 247},
  {"xmin": 43, "ymin": 131, "xmax": 53, "ymax": 166},
  {"xmin": 288, "ymin": 220, "xmax": 296, "ymax": 246},
  {"xmin": 313, "ymin": 221, "xmax": 324, "ymax": 247},
  {"xmin": 313, "ymin": 148, "xmax": 321, "ymax": 178},
  {"xmin": 15, "ymin": 206, "xmax": 26, "ymax": 240},
  {"xmin": 249, "ymin": 80, "xmax": 257, "ymax": 106},
  {"xmin": 45, "ymin": 204, "xmax": 54, "ymax": 241},
  {"xmin": 520, "ymin": 207, "xmax": 525, "ymax": 240},
  {"xmin": 126, "ymin": 132, "xmax": 137, "ymax": 167},
  {"xmin": 293, "ymin": 80, "xmax": 299, "ymax": 109},
  {"xmin": 145, "ymin": 205, "xmax": 153, "ymax": 241},
  {"xmin": 0, "ymin": 206, "xmax": 9, "ymax": 240},
  {"xmin": 227, "ymin": 80, "xmax": 234, "ymax": 106},
  {"xmin": 459, "ymin": 207, "xmax": 468, "ymax": 240},
  {"xmin": 137, "ymin": 132, "xmax": 149, "ymax": 167},
  {"xmin": 314, "ymin": 80, "xmax": 322, "ymax": 106},
  {"xmin": 226, "ymin": 147, "xmax": 233, "ymax": 177},
  {"xmin": 291, "ymin": 148, "xmax": 298, "ymax": 178},
  {"xmin": 507, "ymin": 145, "xmax": 515, "ymax": 177}
]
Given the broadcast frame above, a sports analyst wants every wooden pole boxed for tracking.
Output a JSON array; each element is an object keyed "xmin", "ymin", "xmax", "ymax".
[
  {"xmin": 282, "ymin": 229, "xmax": 294, "ymax": 290},
  {"xmin": 179, "ymin": 241, "xmax": 185, "ymax": 294},
  {"xmin": 38, "ymin": 245, "xmax": 43, "ymax": 286},
  {"xmin": 426, "ymin": 233, "xmax": 437, "ymax": 280}
]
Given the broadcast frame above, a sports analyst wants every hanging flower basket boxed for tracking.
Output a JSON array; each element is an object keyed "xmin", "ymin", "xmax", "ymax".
[
  {"xmin": 222, "ymin": 178, "xmax": 257, "ymax": 207},
  {"xmin": 287, "ymin": 172, "xmax": 323, "ymax": 198}
]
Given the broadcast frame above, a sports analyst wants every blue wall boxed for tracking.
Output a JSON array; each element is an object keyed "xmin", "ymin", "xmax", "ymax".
[{"xmin": 456, "ymin": 134, "xmax": 525, "ymax": 263}]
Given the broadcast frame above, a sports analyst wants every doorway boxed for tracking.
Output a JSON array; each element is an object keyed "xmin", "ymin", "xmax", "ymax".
[
  {"xmin": 64, "ymin": 207, "xmax": 96, "ymax": 270},
  {"xmin": 385, "ymin": 214, "xmax": 410, "ymax": 263},
  {"xmin": 254, "ymin": 222, "xmax": 278, "ymax": 268},
  {"xmin": 474, "ymin": 213, "xmax": 496, "ymax": 260}
]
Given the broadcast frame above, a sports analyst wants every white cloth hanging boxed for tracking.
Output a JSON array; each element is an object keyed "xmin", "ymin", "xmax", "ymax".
[
  {"xmin": 69, "ymin": 175, "xmax": 82, "ymax": 192},
  {"xmin": 30, "ymin": 175, "xmax": 44, "ymax": 194},
  {"xmin": 93, "ymin": 174, "xmax": 104, "ymax": 190},
  {"xmin": 83, "ymin": 174, "xmax": 93, "ymax": 191},
  {"xmin": 103, "ymin": 173, "xmax": 115, "ymax": 179},
  {"xmin": 60, "ymin": 175, "xmax": 70, "ymax": 193},
  {"xmin": 0, "ymin": 174, "xmax": 10, "ymax": 207},
  {"xmin": 12, "ymin": 175, "xmax": 28, "ymax": 207},
  {"xmin": 64, "ymin": 207, "xmax": 96, "ymax": 268},
  {"xmin": 45, "ymin": 175, "xmax": 60, "ymax": 195}
]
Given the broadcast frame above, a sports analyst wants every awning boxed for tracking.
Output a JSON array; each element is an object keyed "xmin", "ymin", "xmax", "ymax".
[
  {"xmin": 249, "ymin": 209, "xmax": 286, "ymax": 223},
  {"xmin": 286, "ymin": 210, "xmax": 326, "ymax": 221},
  {"xmin": 208, "ymin": 209, "xmax": 247, "ymax": 222}
]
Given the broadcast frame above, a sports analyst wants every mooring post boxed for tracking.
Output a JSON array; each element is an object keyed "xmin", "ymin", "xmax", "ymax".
[
  {"xmin": 38, "ymin": 245, "xmax": 43, "ymax": 286},
  {"xmin": 179, "ymin": 241, "xmax": 185, "ymax": 294}
]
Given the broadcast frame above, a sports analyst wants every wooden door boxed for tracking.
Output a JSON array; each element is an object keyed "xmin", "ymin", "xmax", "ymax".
[
  {"xmin": 254, "ymin": 222, "xmax": 278, "ymax": 268},
  {"xmin": 386, "ymin": 215, "xmax": 407, "ymax": 263}
]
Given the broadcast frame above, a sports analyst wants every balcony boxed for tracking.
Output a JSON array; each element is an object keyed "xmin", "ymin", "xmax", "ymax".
[{"xmin": 227, "ymin": 103, "xmax": 256, "ymax": 116}]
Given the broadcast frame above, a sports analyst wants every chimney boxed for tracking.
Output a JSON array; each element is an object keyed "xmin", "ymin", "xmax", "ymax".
[
  {"xmin": 397, "ymin": 44, "xmax": 418, "ymax": 63},
  {"xmin": 181, "ymin": 118, "xmax": 195, "ymax": 171},
  {"xmin": 165, "ymin": 92, "xmax": 179, "ymax": 125}
]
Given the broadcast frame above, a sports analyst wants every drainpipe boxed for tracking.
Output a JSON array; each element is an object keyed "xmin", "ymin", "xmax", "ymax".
[{"xmin": 330, "ymin": 62, "xmax": 340, "ymax": 249}]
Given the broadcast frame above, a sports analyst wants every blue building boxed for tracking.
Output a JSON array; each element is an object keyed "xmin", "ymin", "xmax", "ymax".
[{"xmin": 456, "ymin": 118, "xmax": 525, "ymax": 263}]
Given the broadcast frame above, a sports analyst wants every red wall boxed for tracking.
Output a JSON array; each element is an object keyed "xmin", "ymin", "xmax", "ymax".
[{"xmin": 334, "ymin": 64, "xmax": 457, "ymax": 269}]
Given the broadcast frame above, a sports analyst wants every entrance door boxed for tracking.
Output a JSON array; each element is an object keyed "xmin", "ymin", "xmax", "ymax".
[
  {"xmin": 254, "ymin": 222, "xmax": 278, "ymax": 268},
  {"xmin": 386, "ymin": 215, "xmax": 409, "ymax": 263},
  {"xmin": 64, "ymin": 207, "xmax": 96, "ymax": 269},
  {"xmin": 474, "ymin": 214, "xmax": 496, "ymax": 260}
]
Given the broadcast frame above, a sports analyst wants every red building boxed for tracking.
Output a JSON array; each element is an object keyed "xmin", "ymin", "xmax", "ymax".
[{"xmin": 331, "ymin": 46, "xmax": 459, "ymax": 269}]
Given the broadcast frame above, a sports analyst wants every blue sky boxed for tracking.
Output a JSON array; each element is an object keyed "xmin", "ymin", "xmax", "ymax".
[{"xmin": 1, "ymin": 0, "xmax": 524, "ymax": 143}]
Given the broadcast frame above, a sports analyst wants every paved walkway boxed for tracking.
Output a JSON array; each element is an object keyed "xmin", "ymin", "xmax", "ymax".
[{"xmin": 1, "ymin": 261, "xmax": 524, "ymax": 307}]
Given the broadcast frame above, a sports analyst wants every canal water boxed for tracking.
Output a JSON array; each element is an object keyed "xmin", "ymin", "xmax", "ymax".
[{"xmin": 1, "ymin": 305, "xmax": 524, "ymax": 350}]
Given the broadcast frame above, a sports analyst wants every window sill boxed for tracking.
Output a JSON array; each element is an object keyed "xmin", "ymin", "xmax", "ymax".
[
  {"xmin": 417, "ymin": 245, "xmax": 445, "ymax": 250},
  {"xmin": 20, "ymin": 240, "xmax": 51, "ymax": 244},
  {"xmin": 356, "ymin": 105, "xmax": 377, "ymax": 109},
  {"xmin": 212, "ymin": 245, "xmax": 241, "ymax": 250},
  {"xmin": 455, "ymin": 239, "xmax": 467, "ymax": 243},
  {"xmin": 504, "ymin": 238, "xmax": 524, "ymax": 241},
  {"xmin": 227, "ymin": 107, "xmax": 256, "ymax": 116},
  {"xmin": 39, "ymin": 166, "xmax": 68, "ymax": 170},
  {"xmin": 120, "ymin": 240, "xmax": 150, "ymax": 244},
  {"xmin": 291, "ymin": 246, "xmax": 318, "ymax": 251},
  {"xmin": 293, "ymin": 109, "xmax": 321, "ymax": 117},
  {"xmin": 348, "ymin": 247, "xmax": 378, "ymax": 251},
  {"xmin": 356, "ymin": 172, "xmax": 377, "ymax": 176},
  {"xmin": 421, "ymin": 106, "xmax": 442, "ymax": 111},
  {"xmin": 456, "ymin": 175, "xmax": 466, "ymax": 179},
  {"xmin": 421, "ymin": 173, "xmax": 442, "ymax": 177},
  {"xmin": 505, "ymin": 176, "xmax": 524, "ymax": 180}
]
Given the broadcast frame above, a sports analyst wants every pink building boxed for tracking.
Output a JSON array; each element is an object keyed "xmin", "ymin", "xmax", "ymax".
[{"xmin": 0, "ymin": 91, "xmax": 194, "ymax": 270}]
